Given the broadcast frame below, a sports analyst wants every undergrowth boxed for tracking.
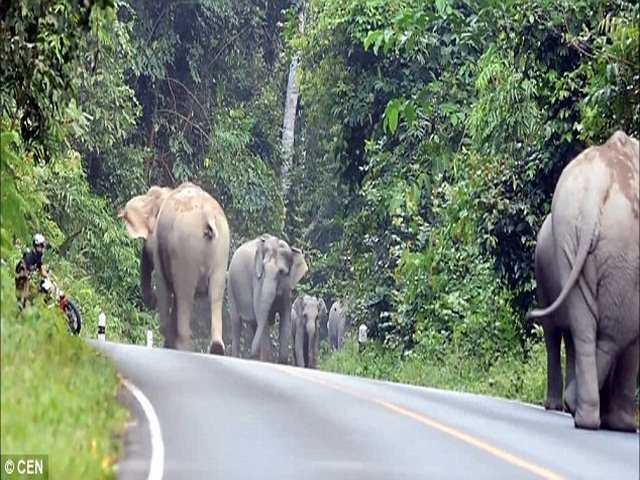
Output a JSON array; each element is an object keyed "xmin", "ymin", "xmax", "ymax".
[
  {"xmin": 319, "ymin": 333, "xmax": 547, "ymax": 406},
  {"xmin": 0, "ymin": 262, "xmax": 129, "ymax": 479}
]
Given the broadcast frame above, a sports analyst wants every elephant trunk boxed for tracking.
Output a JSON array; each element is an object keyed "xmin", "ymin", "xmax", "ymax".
[
  {"xmin": 306, "ymin": 320, "xmax": 317, "ymax": 367},
  {"xmin": 250, "ymin": 279, "xmax": 278, "ymax": 359},
  {"xmin": 140, "ymin": 245, "xmax": 156, "ymax": 309}
]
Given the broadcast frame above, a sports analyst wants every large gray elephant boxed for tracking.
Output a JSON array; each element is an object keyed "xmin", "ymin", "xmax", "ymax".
[
  {"xmin": 533, "ymin": 214, "xmax": 575, "ymax": 411},
  {"xmin": 119, "ymin": 182, "xmax": 230, "ymax": 354},
  {"xmin": 227, "ymin": 234, "xmax": 308, "ymax": 363},
  {"xmin": 527, "ymin": 130, "xmax": 639, "ymax": 431},
  {"xmin": 291, "ymin": 295, "xmax": 327, "ymax": 368},
  {"xmin": 328, "ymin": 299, "xmax": 348, "ymax": 351}
]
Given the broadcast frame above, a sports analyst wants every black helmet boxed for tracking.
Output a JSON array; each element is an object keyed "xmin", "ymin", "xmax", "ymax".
[{"xmin": 32, "ymin": 233, "xmax": 45, "ymax": 251}]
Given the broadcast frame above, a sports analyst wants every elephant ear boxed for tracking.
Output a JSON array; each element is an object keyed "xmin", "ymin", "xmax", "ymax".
[
  {"xmin": 118, "ymin": 194, "xmax": 158, "ymax": 240},
  {"xmin": 254, "ymin": 234, "xmax": 270, "ymax": 279},
  {"xmin": 318, "ymin": 298, "xmax": 328, "ymax": 328},
  {"xmin": 289, "ymin": 247, "xmax": 308, "ymax": 290},
  {"xmin": 118, "ymin": 186, "xmax": 172, "ymax": 239}
]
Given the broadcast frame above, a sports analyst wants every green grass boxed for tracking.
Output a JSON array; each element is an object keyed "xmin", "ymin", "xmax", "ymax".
[
  {"xmin": 319, "ymin": 335, "xmax": 548, "ymax": 406},
  {"xmin": 1, "ymin": 267, "xmax": 128, "ymax": 479}
]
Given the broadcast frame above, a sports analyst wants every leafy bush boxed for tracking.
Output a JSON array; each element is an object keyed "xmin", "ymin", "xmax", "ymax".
[
  {"xmin": 1, "ymin": 264, "xmax": 127, "ymax": 479},
  {"xmin": 320, "ymin": 334, "xmax": 548, "ymax": 406}
]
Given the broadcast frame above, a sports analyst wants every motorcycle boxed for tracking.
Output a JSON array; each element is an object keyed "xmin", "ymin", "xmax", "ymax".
[{"xmin": 39, "ymin": 275, "xmax": 82, "ymax": 335}]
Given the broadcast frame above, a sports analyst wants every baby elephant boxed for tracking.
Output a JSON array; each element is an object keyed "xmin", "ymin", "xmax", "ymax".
[
  {"xmin": 291, "ymin": 295, "xmax": 327, "ymax": 368},
  {"xmin": 328, "ymin": 300, "xmax": 348, "ymax": 350}
]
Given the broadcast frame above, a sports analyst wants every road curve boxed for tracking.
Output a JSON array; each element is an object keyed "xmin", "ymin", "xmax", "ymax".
[{"xmin": 91, "ymin": 341, "xmax": 639, "ymax": 480}]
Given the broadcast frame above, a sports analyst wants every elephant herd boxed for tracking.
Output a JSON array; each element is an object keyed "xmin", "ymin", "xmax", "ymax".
[
  {"xmin": 527, "ymin": 130, "xmax": 639, "ymax": 433},
  {"xmin": 118, "ymin": 130, "xmax": 638, "ymax": 433},
  {"xmin": 118, "ymin": 186, "xmax": 348, "ymax": 370}
]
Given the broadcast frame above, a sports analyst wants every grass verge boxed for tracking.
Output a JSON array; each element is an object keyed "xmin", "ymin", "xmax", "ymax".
[
  {"xmin": 319, "ymin": 336, "xmax": 548, "ymax": 405},
  {"xmin": 1, "ymin": 267, "xmax": 128, "ymax": 479}
]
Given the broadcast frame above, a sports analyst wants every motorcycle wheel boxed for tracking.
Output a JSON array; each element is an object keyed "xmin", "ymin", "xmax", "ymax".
[{"xmin": 63, "ymin": 300, "xmax": 82, "ymax": 335}]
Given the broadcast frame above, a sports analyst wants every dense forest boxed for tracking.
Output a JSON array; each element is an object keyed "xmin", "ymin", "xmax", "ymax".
[{"xmin": 1, "ymin": 0, "xmax": 638, "ymax": 473}]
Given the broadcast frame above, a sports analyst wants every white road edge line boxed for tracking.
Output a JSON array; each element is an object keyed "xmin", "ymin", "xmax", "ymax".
[{"xmin": 122, "ymin": 378, "xmax": 165, "ymax": 480}]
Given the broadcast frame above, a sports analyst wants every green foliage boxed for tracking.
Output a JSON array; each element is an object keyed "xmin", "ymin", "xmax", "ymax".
[
  {"xmin": 0, "ymin": 0, "xmax": 115, "ymax": 159},
  {"xmin": 320, "ymin": 335, "xmax": 548, "ymax": 406},
  {"xmin": 0, "ymin": 128, "xmax": 42, "ymax": 250},
  {"xmin": 572, "ymin": 2, "xmax": 640, "ymax": 142},
  {"xmin": 297, "ymin": 0, "xmax": 639, "ymax": 387},
  {"xmin": 2, "ymin": 0, "xmax": 639, "ymax": 446},
  {"xmin": 201, "ymin": 108, "xmax": 285, "ymax": 245},
  {"xmin": 1, "ymin": 266, "xmax": 127, "ymax": 479},
  {"xmin": 1, "ymin": 1, "xmax": 146, "ymax": 473}
]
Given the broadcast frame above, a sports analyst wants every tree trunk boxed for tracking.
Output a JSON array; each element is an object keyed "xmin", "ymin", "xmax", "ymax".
[{"xmin": 281, "ymin": 7, "xmax": 305, "ymax": 199}]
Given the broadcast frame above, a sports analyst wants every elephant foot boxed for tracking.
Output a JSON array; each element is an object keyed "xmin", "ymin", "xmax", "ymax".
[
  {"xmin": 175, "ymin": 336, "xmax": 194, "ymax": 351},
  {"xmin": 209, "ymin": 339, "xmax": 225, "ymax": 356},
  {"xmin": 544, "ymin": 397, "xmax": 564, "ymax": 411},
  {"xmin": 600, "ymin": 412, "xmax": 638, "ymax": 433},
  {"xmin": 573, "ymin": 407, "xmax": 601, "ymax": 430}
]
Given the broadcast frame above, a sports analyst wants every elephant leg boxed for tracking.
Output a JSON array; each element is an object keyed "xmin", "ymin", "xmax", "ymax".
[
  {"xmin": 157, "ymin": 275, "xmax": 176, "ymax": 348},
  {"xmin": 207, "ymin": 269, "xmax": 226, "ymax": 355},
  {"xmin": 230, "ymin": 303, "xmax": 241, "ymax": 358},
  {"xmin": 339, "ymin": 316, "xmax": 347, "ymax": 349},
  {"xmin": 173, "ymin": 279, "xmax": 196, "ymax": 351},
  {"xmin": 599, "ymin": 363, "xmax": 616, "ymax": 428},
  {"xmin": 244, "ymin": 321, "xmax": 256, "ymax": 358},
  {"xmin": 601, "ymin": 338, "xmax": 639, "ymax": 432},
  {"xmin": 278, "ymin": 306, "xmax": 292, "ymax": 364},
  {"xmin": 294, "ymin": 325, "xmax": 304, "ymax": 367},
  {"xmin": 565, "ymin": 288, "xmax": 601, "ymax": 429},
  {"xmin": 543, "ymin": 324, "xmax": 564, "ymax": 411},
  {"xmin": 563, "ymin": 328, "xmax": 576, "ymax": 411},
  {"xmin": 174, "ymin": 298, "xmax": 195, "ymax": 351}
]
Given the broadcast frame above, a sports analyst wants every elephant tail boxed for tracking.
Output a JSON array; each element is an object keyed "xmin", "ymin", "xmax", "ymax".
[
  {"xmin": 526, "ymin": 179, "xmax": 600, "ymax": 322},
  {"xmin": 202, "ymin": 209, "xmax": 218, "ymax": 241}
]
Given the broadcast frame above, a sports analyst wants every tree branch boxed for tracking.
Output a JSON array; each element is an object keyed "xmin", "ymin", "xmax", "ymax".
[
  {"xmin": 166, "ymin": 76, "xmax": 209, "ymax": 119},
  {"xmin": 147, "ymin": 1, "xmax": 200, "ymax": 45},
  {"xmin": 206, "ymin": 23, "xmax": 253, "ymax": 70},
  {"xmin": 157, "ymin": 108, "xmax": 212, "ymax": 144},
  {"xmin": 59, "ymin": 229, "xmax": 83, "ymax": 257}
]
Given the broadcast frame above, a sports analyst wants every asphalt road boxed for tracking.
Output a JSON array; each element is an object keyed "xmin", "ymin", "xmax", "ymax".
[{"xmin": 91, "ymin": 341, "xmax": 640, "ymax": 480}]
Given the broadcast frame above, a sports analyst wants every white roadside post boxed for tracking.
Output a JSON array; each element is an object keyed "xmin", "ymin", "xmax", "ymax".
[
  {"xmin": 358, "ymin": 323, "xmax": 368, "ymax": 353},
  {"xmin": 146, "ymin": 328, "xmax": 153, "ymax": 347},
  {"xmin": 98, "ymin": 311, "xmax": 106, "ymax": 341}
]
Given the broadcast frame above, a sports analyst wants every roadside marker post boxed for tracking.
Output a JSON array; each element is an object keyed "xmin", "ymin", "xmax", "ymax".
[
  {"xmin": 146, "ymin": 328, "xmax": 153, "ymax": 347},
  {"xmin": 358, "ymin": 324, "xmax": 368, "ymax": 353},
  {"xmin": 98, "ymin": 311, "xmax": 106, "ymax": 341}
]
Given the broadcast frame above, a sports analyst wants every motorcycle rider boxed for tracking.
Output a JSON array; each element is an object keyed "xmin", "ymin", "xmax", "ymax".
[{"xmin": 15, "ymin": 233, "xmax": 48, "ymax": 305}]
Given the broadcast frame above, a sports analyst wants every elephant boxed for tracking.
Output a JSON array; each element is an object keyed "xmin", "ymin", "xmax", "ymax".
[
  {"xmin": 328, "ymin": 299, "xmax": 348, "ymax": 351},
  {"xmin": 118, "ymin": 182, "xmax": 230, "ymax": 354},
  {"xmin": 227, "ymin": 234, "xmax": 308, "ymax": 363},
  {"xmin": 533, "ymin": 214, "xmax": 575, "ymax": 411},
  {"xmin": 527, "ymin": 130, "xmax": 639, "ymax": 431},
  {"xmin": 291, "ymin": 295, "xmax": 327, "ymax": 368}
]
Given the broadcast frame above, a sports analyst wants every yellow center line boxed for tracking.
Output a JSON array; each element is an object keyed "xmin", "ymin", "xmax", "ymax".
[{"xmin": 267, "ymin": 364, "xmax": 563, "ymax": 480}]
